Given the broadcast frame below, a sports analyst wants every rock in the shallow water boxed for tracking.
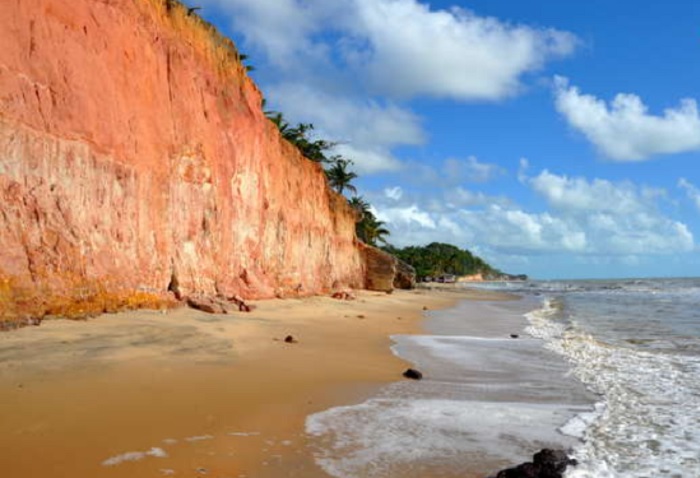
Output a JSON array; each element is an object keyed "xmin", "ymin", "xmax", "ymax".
[
  {"xmin": 533, "ymin": 448, "xmax": 576, "ymax": 474},
  {"xmin": 402, "ymin": 368, "xmax": 423, "ymax": 380},
  {"xmin": 510, "ymin": 334, "xmax": 519, "ymax": 339},
  {"xmin": 493, "ymin": 449, "xmax": 576, "ymax": 478}
]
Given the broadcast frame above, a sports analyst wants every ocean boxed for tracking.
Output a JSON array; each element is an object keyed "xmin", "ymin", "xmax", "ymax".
[{"xmin": 306, "ymin": 278, "xmax": 700, "ymax": 478}]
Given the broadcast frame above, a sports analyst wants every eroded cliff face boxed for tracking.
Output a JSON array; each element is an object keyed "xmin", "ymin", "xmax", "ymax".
[{"xmin": 0, "ymin": 0, "xmax": 364, "ymax": 322}]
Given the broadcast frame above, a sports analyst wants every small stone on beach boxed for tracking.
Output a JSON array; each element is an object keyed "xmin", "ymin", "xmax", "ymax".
[
  {"xmin": 284, "ymin": 335, "xmax": 297, "ymax": 344},
  {"xmin": 510, "ymin": 334, "xmax": 519, "ymax": 339},
  {"xmin": 402, "ymin": 368, "xmax": 423, "ymax": 380}
]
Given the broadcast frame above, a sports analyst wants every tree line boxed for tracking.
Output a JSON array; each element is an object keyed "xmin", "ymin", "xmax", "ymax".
[{"xmin": 382, "ymin": 242, "xmax": 499, "ymax": 279}]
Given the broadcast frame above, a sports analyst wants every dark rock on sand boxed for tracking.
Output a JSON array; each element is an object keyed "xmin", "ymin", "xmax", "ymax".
[
  {"xmin": 403, "ymin": 368, "xmax": 423, "ymax": 380},
  {"xmin": 493, "ymin": 448, "xmax": 576, "ymax": 478},
  {"xmin": 186, "ymin": 295, "xmax": 253, "ymax": 314},
  {"xmin": 284, "ymin": 335, "xmax": 297, "ymax": 344},
  {"xmin": 187, "ymin": 296, "xmax": 223, "ymax": 314}
]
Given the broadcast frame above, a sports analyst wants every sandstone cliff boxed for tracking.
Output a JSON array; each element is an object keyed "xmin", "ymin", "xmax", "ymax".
[{"xmin": 0, "ymin": 0, "xmax": 366, "ymax": 323}]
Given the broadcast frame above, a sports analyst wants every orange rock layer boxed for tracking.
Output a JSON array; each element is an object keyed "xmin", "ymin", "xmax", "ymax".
[{"xmin": 0, "ymin": 0, "xmax": 365, "ymax": 323}]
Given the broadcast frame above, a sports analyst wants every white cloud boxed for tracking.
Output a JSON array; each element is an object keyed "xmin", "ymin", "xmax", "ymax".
[
  {"xmin": 399, "ymin": 156, "xmax": 506, "ymax": 189},
  {"xmin": 346, "ymin": 0, "xmax": 578, "ymax": 100},
  {"xmin": 679, "ymin": 178, "xmax": 700, "ymax": 211},
  {"xmin": 384, "ymin": 186, "xmax": 403, "ymax": 201},
  {"xmin": 369, "ymin": 170, "xmax": 694, "ymax": 258},
  {"xmin": 443, "ymin": 156, "xmax": 505, "ymax": 183},
  {"xmin": 375, "ymin": 204, "xmax": 436, "ymax": 229},
  {"xmin": 554, "ymin": 76, "xmax": 700, "ymax": 160},
  {"xmin": 527, "ymin": 170, "xmax": 664, "ymax": 214},
  {"xmin": 522, "ymin": 170, "xmax": 692, "ymax": 254},
  {"xmin": 333, "ymin": 144, "xmax": 402, "ymax": 174},
  {"xmin": 443, "ymin": 187, "xmax": 511, "ymax": 208}
]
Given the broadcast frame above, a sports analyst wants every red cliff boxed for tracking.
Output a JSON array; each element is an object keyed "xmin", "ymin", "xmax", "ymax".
[{"xmin": 0, "ymin": 0, "xmax": 365, "ymax": 323}]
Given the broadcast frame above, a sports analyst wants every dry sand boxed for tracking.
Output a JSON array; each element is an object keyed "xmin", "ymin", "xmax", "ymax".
[{"xmin": 0, "ymin": 287, "xmax": 511, "ymax": 477}]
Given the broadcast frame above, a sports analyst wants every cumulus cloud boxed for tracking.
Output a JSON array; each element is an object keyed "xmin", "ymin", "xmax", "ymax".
[
  {"xmin": 527, "ymin": 170, "xmax": 665, "ymax": 214},
  {"xmin": 345, "ymin": 0, "xmax": 578, "ymax": 100},
  {"xmin": 554, "ymin": 77, "xmax": 700, "ymax": 160}
]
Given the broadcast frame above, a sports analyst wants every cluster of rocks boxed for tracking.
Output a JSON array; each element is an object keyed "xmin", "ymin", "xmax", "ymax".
[
  {"xmin": 361, "ymin": 245, "xmax": 416, "ymax": 292},
  {"xmin": 331, "ymin": 290, "xmax": 356, "ymax": 300},
  {"xmin": 492, "ymin": 449, "xmax": 577, "ymax": 478}
]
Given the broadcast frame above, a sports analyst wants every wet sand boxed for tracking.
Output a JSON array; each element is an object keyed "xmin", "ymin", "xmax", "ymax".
[
  {"xmin": 305, "ymin": 296, "xmax": 594, "ymax": 478},
  {"xmin": 0, "ymin": 287, "xmax": 510, "ymax": 478}
]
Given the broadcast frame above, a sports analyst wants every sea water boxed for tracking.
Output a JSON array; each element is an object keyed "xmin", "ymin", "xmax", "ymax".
[
  {"xmin": 306, "ymin": 279, "xmax": 700, "ymax": 478},
  {"xmin": 518, "ymin": 278, "xmax": 700, "ymax": 477}
]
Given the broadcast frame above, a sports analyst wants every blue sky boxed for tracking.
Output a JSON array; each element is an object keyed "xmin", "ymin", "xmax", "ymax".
[{"xmin": 196, "ymin": 0, "xmax": 700, "ymax": 279}]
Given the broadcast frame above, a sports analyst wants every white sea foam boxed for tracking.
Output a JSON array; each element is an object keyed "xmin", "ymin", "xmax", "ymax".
[
  {"xmin": 526, "ymin": 297, "xmax": 700, "ymax": 477},
  {"xmin": 558, "ymin": 402, "xmax": 604, "ymax": 439},
  {"xmin": 101, "ymin": 447, "xmax": 168, "ymax": 466},
  {"xmin": 307, "ymin": 398, "xmax": 579, "ymax": 478}
]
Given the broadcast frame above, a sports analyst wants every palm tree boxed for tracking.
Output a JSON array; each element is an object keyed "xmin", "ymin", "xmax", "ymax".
[
  {"xmin": 349, "ymin": 196, "xmax": 371, "ymax": 219},
  {"xmin": 266, "ymin": 111, "xmax": 287, "ymax": 131},
  {"xmin": 360, "ymin": 213, "xmax": 390, "ymax": 246},
  {"xmin": 348, "ymin": 196, "xmax": 391, "ymax": 245},
  {"xmin": 239, "ymin": 53, "xmax": 255, "ymax": 72},
  {"xmin": 325, "ymin": 157, "xmax": 358, "ymax": 196}
]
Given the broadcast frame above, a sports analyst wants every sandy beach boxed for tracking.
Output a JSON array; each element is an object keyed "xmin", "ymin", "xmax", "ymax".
[{"xmin": 0, "ymin": 287, "xmax": 511, "ymax": 478}]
